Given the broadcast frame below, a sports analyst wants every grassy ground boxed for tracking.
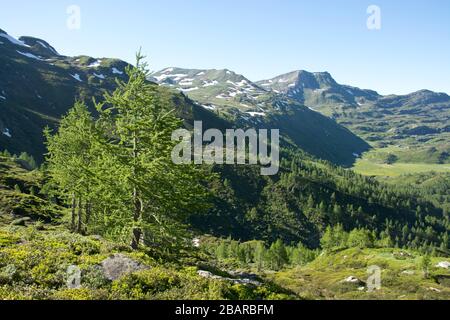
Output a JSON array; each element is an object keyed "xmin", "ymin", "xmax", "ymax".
[
  {"xmin": 353, "ymin": 145, "xmax": 450, "ymax": 177},
  {"xmin": 268, "ymin": 248, "xmax": 450, "ymax": 300},
  {"xmin": 0, "ymin": 227, "xmax": 293, "ymax": 300},
  {"xmin": 353, "ymin": 159, "xmax": 450, "ymax": 177}
]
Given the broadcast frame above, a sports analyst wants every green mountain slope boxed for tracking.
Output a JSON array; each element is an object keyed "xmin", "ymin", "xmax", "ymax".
[
  {"xmin": 1, "ymin": 30, "xmax": 368, "ymax": 167},
  {"xmin": 150, "ymin": 67, "xmax": 370, "ymax": 166},
  {"xmin": 0, "ymin": 30, "xmax": 231, "ymax": 162},
  {"xmin": 258, "ymin": 70, "xmax": 450, "ymax": 165}
]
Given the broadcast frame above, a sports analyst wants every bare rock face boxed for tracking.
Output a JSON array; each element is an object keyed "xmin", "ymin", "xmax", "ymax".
[{"xmin": 101, "ymin": 254, "xmax": 147, "ymax": 281}]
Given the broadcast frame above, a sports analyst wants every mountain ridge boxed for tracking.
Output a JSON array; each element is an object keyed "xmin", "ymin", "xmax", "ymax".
[
  {"xmin": 151, "ymin": 66, "xmax": 449, "ymax": 164},
  {"xmin": 0, "ymin": 28, "xmax": 370, "ymax": 166}
]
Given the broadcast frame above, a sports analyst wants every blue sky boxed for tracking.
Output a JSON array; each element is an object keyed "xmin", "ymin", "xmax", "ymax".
[{"xmin": 1, "ymin": 0, "xmax": 449, "ymax": 95}]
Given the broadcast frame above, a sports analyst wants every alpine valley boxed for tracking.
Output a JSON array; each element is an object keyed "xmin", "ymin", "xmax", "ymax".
[{"xmin": 0, "ymin": 28, "xmax": 449, "ymax": 300}]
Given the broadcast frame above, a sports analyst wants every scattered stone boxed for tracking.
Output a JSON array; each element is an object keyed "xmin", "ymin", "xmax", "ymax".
[
  {"xmin": 192, "ymin": 238, "xmax": 200, "ymax": 248},
  {"xmin": 100, "ymin": 254, "xmax": 147, "ymax": 281},
  {"xmin": 197, "ymin": 270, "xmax": 261, "ymax": 286},
  {"xmin": 10, "ymin": 217, "xmax": 31, "ymax": 226},
  {"xmin": 428, "ymin": 287, "xmax": 441, "ymax": 293},
  {"xmin": 401, "ymin": 270, "xmax": 415, "ymax": 275},
  {"xmin": 436, "ymin": 261, "xmax": 450, "ymax": 269},
  {"xmin": 394, "ymin": 251, "xmax": 414, "ymax": 259},
  {"xmin": 342, "ymin": 276, "xmax": 366, "ymax": 286}
]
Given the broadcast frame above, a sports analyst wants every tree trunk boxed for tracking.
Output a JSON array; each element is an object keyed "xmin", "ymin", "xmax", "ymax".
[
  {"xmin": 71, "ymin": 194, "xmax": 76, "ymax": 232},
  {"xmin": 130, "ymin": 133, "xmax": 142, "ymax": 249},
  {"xmin": 85, "ymin": 202, "xmax": 91, "ymax": 235},
  {"xmin": 77, "ymin": 196, "xmax": 83, "ymax": 234}
]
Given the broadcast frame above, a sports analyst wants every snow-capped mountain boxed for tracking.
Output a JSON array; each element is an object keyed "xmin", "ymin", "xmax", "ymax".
[{"xmin": 0, "ymin": 28, "xmax": 371, "ymax": 166}]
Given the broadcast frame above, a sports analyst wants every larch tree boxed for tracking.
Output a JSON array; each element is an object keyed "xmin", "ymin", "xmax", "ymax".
[
  {"xmin": 44, "ymin": 101, "xmax": 99, "ymax": 234},
  {"xmin": 95, "ymin": 52, "xmax": 207, "ymax": 249}
]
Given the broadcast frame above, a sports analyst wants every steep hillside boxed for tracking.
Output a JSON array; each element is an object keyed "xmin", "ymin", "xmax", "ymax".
[
  {"xmin": 258, "ymin": 70, "xmax": 450, "ymax": 165},
  {"xmin": 0, "ymin": 29, "xmax": 369, "ymax": 167},
  {"xmin": 150, "ymin": 67, "xmax": 370, "ymax": 166},
  {"xmin": 0, "ymin": 30, "xmax": 231, "ymax": 162},
  {"xmin": 0, "ymin": 29, "xmax": 130, "ymax": 160}
]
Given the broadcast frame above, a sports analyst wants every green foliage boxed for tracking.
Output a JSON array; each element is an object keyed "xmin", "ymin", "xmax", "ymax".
[
  {"xmin": 205, "ymin": 238, "xmax": 318, "ymax": 271},
  {"xmin": 419, "ymin": 254, "xmax": 431, "ymax": 279},
  {"xmin": 45, "ymin": 53, "xmax": 209, "ymax": 249},
  {"xmin": 347, "ymin": 229, "xmax": 374, "ymax": 249},
  {"xmin": 320, "ymin": 225, "xmax": 348, "ymax": 251}
]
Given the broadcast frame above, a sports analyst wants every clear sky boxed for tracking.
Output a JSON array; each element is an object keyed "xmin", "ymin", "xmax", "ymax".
[{"xmin": 1, "ymin": 0, "xmax": 449, "ymax": 95}]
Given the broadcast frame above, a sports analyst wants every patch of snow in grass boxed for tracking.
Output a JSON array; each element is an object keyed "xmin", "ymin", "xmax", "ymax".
[
  {"xmin": 179, "ymin": 79, "xmax": 194, "ymax": 86},
  {"xmin": 246, "ymin": 112, "xmax": 266, "ymax": 117},
  {"xmin": 2, "ymin": 128, "xmax": 12, "ymax": 138},
  {"xmin": 37, "ymin": 41, "xmax": 48, "ymax": 49},
  {"xmin": 154, "ymin": 73, "xmax": 187, "ymax": 82},
  {"xmin": 203, "ymin": 80, "xmax": 218, "ymax": 87},
  {"xmin": 112, "ymin": 67, "xmax": 123, "ymax": 75},
  {"xmin": 16, "ymin": 50, "xmax": 43, "ymax": 61},
  {"xmin": 70, "ymin": 74, "xmax": 83, "ymax": 82},
  {"xmin": 36, "ymin": 40, "xmax": 57, "ymax": 54},
  {"xmin": 179, "ymin": 87, "xmax": 199, "ymax": 92},
  {"xmin": 94, "ymin": 73, "xmax": 106, "ymax": 79},
  {"xmin": 201, "ymin": 104, "xmax": 217, "ymax": 110},
  {"xmin": 87, "ymin": 60, "xmax": 102, "ymax": 68},
  {"xmin": 0, "ymin": 33, "xmax": 29, "ymax": 47}
]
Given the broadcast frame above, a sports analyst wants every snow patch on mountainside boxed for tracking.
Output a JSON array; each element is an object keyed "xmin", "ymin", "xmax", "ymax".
[
  {"xmin": 70, "ymin": 74, "xmax": 83, "ymax": 82},
  {"xmin": 179, "ymin": 87, "xmax": 199, "ymax": 92},
  {"xmin": 88, "ymin": 60, "xmax": 102, "ymax": 68},
  {"xmin": 2, "ymin": 128, "xmax": 12, "ymax": 138},
  {"xmin": 203, "ymin": 80, "xmax": 218, "ymax": 87},
  {"xmin": 36, "ymin": 40, "xmax": 58, "ymax": 55},
  {"xmin": 154, "ymin": 73, "xmax": 188, "ymax": 82},
  {"xmin": 0, "ymin": 33, "xmax": 29, "ymax": 47},
  {"xmin": 246, "ymin": 112, "xmax": 266, "ymax": 117},
  {"xmin": 16, "ymin": 50, "xmax": 43, "ymax": 61},
  {"xmin": 201, "ymin": 104, "xmax": 217, "ymax": 110},
  {"xmin": 112, "ymin": 67, "xmax": 123, "ymax": 75},
  {"xmin": 94, "ymin": 73, "xmax": 106, "ymax": 79}
]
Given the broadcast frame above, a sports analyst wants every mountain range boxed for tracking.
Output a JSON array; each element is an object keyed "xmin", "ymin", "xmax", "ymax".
[
  {"xmin": 1, "ymin": 27, "xmax": 449, "ymax": 166},
  {"xmin": 150, "ymin": 67, "xmax": 450, "ymax": 164},
  {"xmin": 0, "ymin": 28, "xmax": 370, "ymax": 166}
]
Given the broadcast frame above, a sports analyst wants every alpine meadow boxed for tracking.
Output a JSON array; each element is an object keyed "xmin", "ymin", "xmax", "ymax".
[{"xmin": 0, "ymin": 0, "xmax": 449, "ymax": 307}]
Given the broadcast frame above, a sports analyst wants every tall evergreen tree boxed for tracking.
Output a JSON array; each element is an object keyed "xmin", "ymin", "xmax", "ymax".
[{"xmin": 95, "ymin": 52, "xmax": 207, "ymax": 248}]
